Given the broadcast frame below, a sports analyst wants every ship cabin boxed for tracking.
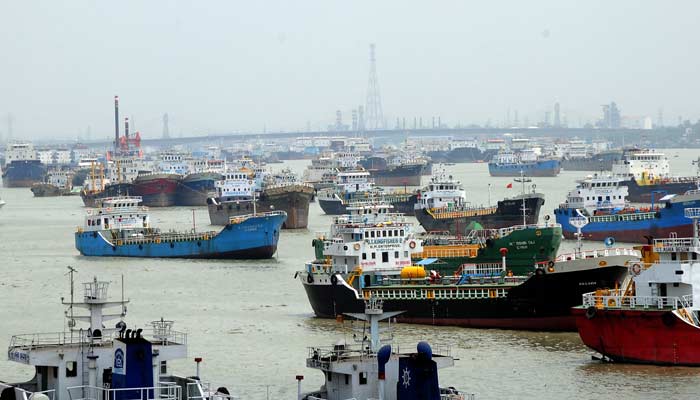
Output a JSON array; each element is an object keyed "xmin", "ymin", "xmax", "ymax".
[
  {"xmin": 332, "ymin": 151, "xmax": 361, "ymax": 169},
  {"xmin": 157, "ymin": 151, "xmax": 191, "ymax": 175},
  {"xmin": 215, "ymin": 172, "xmax": 255, "ymax": 201},
  {"xmin": 323, "ymin": 203, "xmax": 422, "ymax": 278},
  {"xmin": 612, "ymin": 148, "xmax": 670, "ymax": 180},
  {"xmin": 562, "ymin": 175, "xmax": 628, "ymax": 215},
  {"xmin": 583, "ymin": 208, "xmax": 700, "ymax": 324},
  {"xmin": 416, "ymin": 172, "xmax": 466, "ymax": 210},
  {"xmin": 336, "ymin": 170, "xmax": 374, "ymax": 194},
  {"xmin": 83, "ymin": 196, "xmax": 149, "ymax": 232},
  {"xmin": 45, "ymin": 170, "xmax": 72, "ymax": 189},
  {"xmin": 265, "ymin": 168, "xmax": 302, "ymax": 188},
  {"xmin": 491, "ymin": 149, "xmax": 518, "ymax": 165},
  {"xmin": 518, "ymin": 148, "xmax": 539, "ymax": 162},
  {"xmin": 1, "ymin": 277, "xmax": 204, "ymax": 400}
]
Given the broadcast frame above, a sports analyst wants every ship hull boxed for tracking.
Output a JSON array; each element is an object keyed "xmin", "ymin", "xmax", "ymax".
[
  {"xmin": 416, "ymin": 195, "xmax": 545, "ymax": 234},
  {"xmin": 133, "ymin": 174, "xmax": 180, "ymax": 207},
  {"xmin": 31, "ymin": 183, "xmax": 71, "ymax": 197},
  {"xmin": 75, "ymin": 212, "xmax": 286, "ymax": 259},
  {"xmin": 208, "ymin": 185, "xmax": 313, "ymax": 229},
  {"xmin": 301, "ymin": 265, "xmax": 628, "ymax": 331},
  {"xmin": 573, "ymin": 308, "xmax": 700, "ymax": 365},
  {"xmin": 176, "ymin": 172, "xmax": 222, "ymax": 206},
  {"xmin": 318, "ymin": 193, "xmax": 418, "ymax": 216},
  {"xmin": 81, "ymin": 183, "xmax": 135, "ymax": 207},
  {"xmin": 368, "ymin": 164, "xmax": 424, "ymax": 186},
  {"xmin": 415, "ymin": 225, "xmax": 562, "ymax": 276},
  {"xmin": 625, "ymin": 178, "xmax": 699, "ymax": 203},
  {"xmin": 488, "ymin": 159, "xmax": 560, "ymax": 177},
  {"xmin": 427, "ymin": 148, "xmax": 493, "ymax": 163},
  {"xmin": 2, "ymin": 160, "xmax": 46, "ymax": 188},
  {"xmin": 561, "ymin": 151, "xmax": 622, "ymax": 171},
  {"xmin": 555, "ymin": 197, "xmax": 699, "ymax": 243}
]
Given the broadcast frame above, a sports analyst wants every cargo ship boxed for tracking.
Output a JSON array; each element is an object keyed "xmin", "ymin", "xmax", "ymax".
[
  {"xmin": 560, "ymin": 141, "xmax": 621, "ymax": 171},
  {"xmin": 317, "ymin": 170, "xmax": 417, "ymax": 215},
  {"xmin": 31, "ymin": 169, "xmax": 74, "ymax": 197},
  {"xmin": 554, "ymin": 175, "xmax": 699, "ymax": 243},
  {"xmin": 612, "ymin": 148, "xmax": 699, "ymax": 202},
  {"xmin": 2, "ymin": 142, "xmax": 46, "ymax": 187},
  {"xmin": 426, "ymin": 140, "xmax": 496, "ymax": 163},
  {"xmin": 488, "ymin": 149, "xmax": 560, "ymax": 177},
  {"xmin": 414, "ymin": 172, "xmax": 544, "ymax": 233},
  {"xmin": 298, "ymin": 202, "xmax": 638, "ymax": 331},
  {"xmin": 413, "ymin": 223, "xmax": 562, "ymax": 276},
  {"xmin": 207, "ymin": 169, "xmax": 313, "ymax": 229},
  {"xmin": 76, "ymin": 196, "xmax": 286, "ymax": 259},
  {"xmin": 132, "ymin": 173, "xmax": 181, "ymax": 207},
  {"xmin": 1, "ymin": 271, "xmax": 238, "ymax": 400},
  {"xmin": 360, "ymin": 156, "xmax": 424, "ymax": 186},
  {"xmin": 176, "ymin": 170, "xmax": 223, "ymax": 206},
  {"xmin": 573, "ymin": 208, "xmax": 700, "ymax": 365}
]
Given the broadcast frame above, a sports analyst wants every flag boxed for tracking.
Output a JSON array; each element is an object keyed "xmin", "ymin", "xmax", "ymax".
[{"xmin": 506, "ymin": 182, "xmax": 513, "ymax": 189}]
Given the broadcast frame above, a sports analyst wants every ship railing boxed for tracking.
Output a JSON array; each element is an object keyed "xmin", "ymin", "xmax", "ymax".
[
  {"xmin": 555, "ymin": 248, "xmax": 641, "ymax": 262},
  {"xmin": 653, "ymin": 237, "xmax": 700, "ymax": 253},
  {"xmin": 66, "ymin": 385, "xmax": 181, "ymax": 400},
  {"xmin": 4, "ymin": 387, "xmax": 56, "ymax": 400},
  {"xmin": 582, "ymin": 290, "xmax": 693, "ymax": 310},
  {"xmin": 8, "ymin": 327, "xmax": 187, "ymax": 352},
  {"xmin": 428, "ymin": 205, "xmax": 498, "ymax": 219},
  {"xmin": 121, "ymin": 231, "xmax": 218, "ymax": 245},
  {"xmin": 228, "ymin": 210, "xmax": 287, "ymax": 224},
  {"xmin": 185, "ymin": 381, "xmax": 240, "ymax": 400},
  {"xmin": 333, "ymin": 213, "xmax": 408, "ymax": 225},
  {"xmin": 588, "ymin": 212, "xmax": 657, "ymax": 223}
]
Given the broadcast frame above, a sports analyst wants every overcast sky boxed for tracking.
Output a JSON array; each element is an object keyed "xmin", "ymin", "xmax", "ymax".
[{"xmin": 1, "ymin": 1, "xmax": 699, "ymax": 140}]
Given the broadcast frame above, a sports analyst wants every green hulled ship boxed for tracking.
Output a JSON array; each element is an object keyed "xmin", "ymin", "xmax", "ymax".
[{"xmin": 412, "ymin": 223, "xmax": 562, "ymax": 276}]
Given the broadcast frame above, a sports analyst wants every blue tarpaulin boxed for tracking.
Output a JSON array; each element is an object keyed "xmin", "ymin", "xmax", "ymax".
[{"xmin": 416, "ymin": 258, "xmax": 439, "ymax": 265}]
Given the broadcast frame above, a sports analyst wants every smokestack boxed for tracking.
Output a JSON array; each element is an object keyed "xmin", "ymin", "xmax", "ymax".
[
  {"xmin": 114, "ymin": 96, "xmax": 120, "ymax": 150},
  {"xmin": 125, "ymin": 117, "xmax": 130, "ymax": 139}
]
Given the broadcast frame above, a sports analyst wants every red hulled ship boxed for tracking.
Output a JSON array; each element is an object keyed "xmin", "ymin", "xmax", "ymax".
[{"xmin": 572, "ymin": 207, "xmax": 700, "ymax": 366}]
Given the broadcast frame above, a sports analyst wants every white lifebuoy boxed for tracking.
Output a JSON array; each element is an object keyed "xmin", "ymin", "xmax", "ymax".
[
  {"xmin": 353, "ymin": 243, "xmax": 361, "ymax": 251},
  {"xmin": 409, "ymin": 240, "xmax": 417, "ymax": 249},
  {"xmin": 86, "ymin": 209, "xmax": 92, "ymax": 215}
]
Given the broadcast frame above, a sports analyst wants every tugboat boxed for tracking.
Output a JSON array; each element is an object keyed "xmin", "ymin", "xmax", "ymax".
[
  {"xmin": 298, "ymin": 202, "xmax": 638, "ymax": 331},
  {"xmin": 612, "ymin": 148, "xmax": 699, "ymax": 202},
  {"xmin": 554, "ymin": 174, "xmax": 699, "ymax": 243},
  {"xmin": 1, "ymin": 270, "xmax": 236, "ymax": 400},
  {"xmin": 31, "ymin": 169, "xmax": 74, "ymax": 197},
  {"xmin": 298, "ymin": 297, "xmax": 471, "ymax": 400},
  {"xmin": 573, "ymin": 208, "xmax": 700, "ymax": 365},
  {"xmin": 488, "ymin": 149, "xmax": 560, "ymax": 177},
  {"xmin": 76, "ymin": 196, "xmax": 286, "ymax": 259},
  {"xmin": 207, "ymin": 168, "xmax": 314, "ymax": 229},
  {"xmin": 414, "ymin": 171, "xmax": 545, "ymax": 233},
  {"xmin": 317, "ymin": 170, "xmax": 417, "ymax": 215}
]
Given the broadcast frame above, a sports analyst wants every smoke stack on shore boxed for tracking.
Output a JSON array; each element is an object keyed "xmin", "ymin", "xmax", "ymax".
[{"xmin": 114, "ymin": 95, "xmax": 120, "ymax": 150}]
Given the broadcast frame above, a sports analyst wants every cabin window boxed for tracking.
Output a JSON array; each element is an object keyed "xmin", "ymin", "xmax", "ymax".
[
  {"xmin": 345, "ymin": 374, "xmax": 349, "ymax": 385},
  {"xmin": 66, "ymin": 361, "xmax": 77, "ymax": 377},
  {"xmin": 388, "ymin": 230, "xmax": 393, "ymax": 237},
  {"xmin": 382, "ymin": 252, "xmax": 389, "ymax": 262},
  {"xmin": 394, "ymin": 251, "xmax": 399, "ymax": 259},
  {"xmin": 362, "ymin": 253, "xmax": 367, "ymax": 260},
  {"xmin": 364, "ymin": 231, "xmax": 368, "ymax": 238},
  {"xmin": 671, "ymin": 252, "xmax": 677, "ymax": 261},
  {"xmin": 371, "ymin": 231, "xmax": 375, "ymax": 238},
  {"xmin": 160, "ymin": 361, "xmax": 167, "ymax": 374},
  {"xmin": 371, "ymin": 253, "xmax": 376, "ymax": 260},
  {"xmin": 359, "ymin": 372, "xmax": 368, "ymax": 385},
  {"xmin": 400, "ymin": 230, "xmax": 404, "ymax": 236},
  {"xmin": 404, "ymin": 251, "xmax": 409, "ymax": 257}
]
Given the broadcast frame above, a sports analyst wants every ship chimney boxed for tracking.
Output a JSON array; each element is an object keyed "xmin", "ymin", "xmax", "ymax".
[
  {"xmin": 114, "ymin": 95, "xmax": 120, "ymax": 151},
  {"xmin": 124, "ymin": 117, "xmax": 130, "ymax": 152}
]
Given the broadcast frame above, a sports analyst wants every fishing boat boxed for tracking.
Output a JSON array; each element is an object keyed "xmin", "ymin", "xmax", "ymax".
[
  {"xmin": 298, "ymin": 297, "xmax": 471, "ymax": 400},
  {"xmin": 75, "ymin": 196, "xmax": 286, "ymax": 259},
  {"xmin": 414, "ymin": 171, "xmax": 544, "ymax": 233},
  {"xmin": 488, "ymin": 149, "xmax": 560, "ymax": 177},
  {"xmin": 554, "ymin": 174, "xmax": 699, "ymax": 243},
  {"xmin": 572, "ymin": 208, "xmax": 700, "ymax": 365},
  {"xmin": 297, "ymin": 202, "xmax": 637, "ymax": 331},
  {"xmin": 1, "ymin": 270, "xmax": 237, "ymax": 400}
]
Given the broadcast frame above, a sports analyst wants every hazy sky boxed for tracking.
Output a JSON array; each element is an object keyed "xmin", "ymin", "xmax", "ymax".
[{"xmin": 1, "ymin": 1, "xmax": 699, "ymax": 140}]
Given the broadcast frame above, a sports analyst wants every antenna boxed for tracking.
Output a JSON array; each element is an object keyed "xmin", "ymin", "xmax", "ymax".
[
  {"xmin": 365, "ymin": 44, "xmax": 384, "ymax": 130},
  {"xmin": 65, "ymin": 266, "xmax": 77, "ymax": 333},
  {"xmin": 569, "ymin": 216, "xmax": 589, "ymax": 256}
]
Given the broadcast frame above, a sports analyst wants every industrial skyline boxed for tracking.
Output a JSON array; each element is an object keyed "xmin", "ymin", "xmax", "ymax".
[{"xmin": 1, "ymin": 1, "xmax": 700, "ymax": 139}]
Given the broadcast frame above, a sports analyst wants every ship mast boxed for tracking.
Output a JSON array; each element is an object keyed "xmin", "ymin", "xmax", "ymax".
[{"xmin": 514, "ymin": 170, "xmax": 532, "ymax": 226}]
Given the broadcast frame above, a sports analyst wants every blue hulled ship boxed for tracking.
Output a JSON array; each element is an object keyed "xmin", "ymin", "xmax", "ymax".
[
  {"xmin": 488, "ymin": 149, "xmax": 560, "ymax": 177},
  {"xmin": 554, "ymin": 175, "xmax": 699, "ymax": 243},
  {"xmin": 75, "ymin": 196, "xmax": 286, "ymax": 259}
]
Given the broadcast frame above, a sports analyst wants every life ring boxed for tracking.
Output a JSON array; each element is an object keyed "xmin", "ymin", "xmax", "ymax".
[
  {"xmin": 86, "ymin": 209, "xmax": 92, "ymax": 215},
  {"xmin": 331, "ymin": 274, "xmax": 338, "ymax": 285},
  {"xmin": 409, "ymin": 240, "xmax": 417, "ymax": 249},
  {"xmin": 630, "ymin": 263, "xmax": 642, "ymax": 275},
  {"xmin": 598, "ymin": 260, "xmax": 607, "ymax": 267},
  {"xmin": 353, "ymin": 243, "xmax": 361, "ymax": 251},
  {"xmin": 306, "ymin": 274, "xmax": 314, "ymax": 284},
  {"xmin": 607, "ymin": 298, "xmax": 617, "ymax": 307},
  {"xmin": 585, "ymin": 306, "xmax": 597, "ymax": 320}
]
